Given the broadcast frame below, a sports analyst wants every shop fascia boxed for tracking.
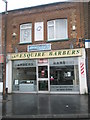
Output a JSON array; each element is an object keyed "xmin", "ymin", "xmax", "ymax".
[{"xmin": 10, "ymin": 48, "xmax": 82, "ymax": 60}]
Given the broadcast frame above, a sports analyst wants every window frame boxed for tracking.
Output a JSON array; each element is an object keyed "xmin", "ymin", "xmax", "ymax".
[
  {"xmin": 34, "ymin": 22, "xmax": 44, "ymax": 41},
  {"xmin": 20, "ymin": 23, "xmax": 32, "ymax": 44},
  {"xmin": 47, "ymin": 19, "xmax": 68, "ymax": 41}
]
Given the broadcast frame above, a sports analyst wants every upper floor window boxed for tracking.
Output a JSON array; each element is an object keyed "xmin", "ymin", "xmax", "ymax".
[
  {"xmin": 20, "ymin": 23, "xmax": 32, "ymax": 43},
  {"xmin": 35, "ymin": 22, "xmax": 44, "ymax": 41},
  {"xmin": 47, "ymin": 19, "xmax": 68, "ymax": 41}
]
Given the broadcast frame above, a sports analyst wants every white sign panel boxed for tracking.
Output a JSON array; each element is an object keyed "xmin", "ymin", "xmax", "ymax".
[
  {"xmin": 13, "ymin": 60, "xmax": 36, "ymax": 68},
  {"xmin": 27, "ymin": 44, "xmax": 51, "ymax": 52},
  {"xmin": 35, "ymin": 22, "xmax": 44, "ymax": 41},
  {"xmin": 85, "ymin": 39, "xmax": 90, "ymax": 48}
]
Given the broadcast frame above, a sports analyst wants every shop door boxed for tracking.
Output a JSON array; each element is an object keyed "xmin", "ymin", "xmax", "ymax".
[{"xmin": 37, "ymin": 59, "xmax": 50, "ymax": 93}]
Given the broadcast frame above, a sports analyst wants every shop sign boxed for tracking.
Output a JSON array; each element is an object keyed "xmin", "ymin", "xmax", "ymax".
[
  {"xmin": 38, "ymin": 59, "xmax": 48, "ymax": 63},
  {"xmin": 27, "ymin": 44, "xmax": 51, "ymax": 52},
  {"xmin": 49, "ymin": 57, "xmax": 78, "ymax": 66},
  {"xmin": 51, "ymin": 85, "xmax": 79, "ymax": 91},
  {"xmin": 85, "ymin": 39, "xmax": 90, "ymax": 48},
  {"xmin": 10, "ymin": 48, "xmax": 82, "ymax": 60},
  {"xmin": 13, "ymin": 60, "xmax": 36, "ymax": 67}
]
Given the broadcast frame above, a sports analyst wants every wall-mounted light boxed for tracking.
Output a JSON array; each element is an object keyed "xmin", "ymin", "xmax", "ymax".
[
  {"xmin": 12, "ymin": 32, "xmax": 17, "ymax": 37},
  {"xmin": 12, "ymin": 32, "xmax": 17, "ymax": 39}
]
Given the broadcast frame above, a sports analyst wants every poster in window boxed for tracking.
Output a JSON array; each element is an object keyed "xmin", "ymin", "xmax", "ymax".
[{"xmin": 35, "ymin": 22, "xmax": 44, "ymax": 41}]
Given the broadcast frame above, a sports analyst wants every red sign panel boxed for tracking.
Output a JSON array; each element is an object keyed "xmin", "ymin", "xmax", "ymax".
[{"xmin": 38, "ymin": 59, "xmax": 48, "ymax": 63}]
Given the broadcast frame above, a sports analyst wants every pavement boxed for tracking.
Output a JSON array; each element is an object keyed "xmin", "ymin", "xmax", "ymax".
[{"xmin": 0, "ymin": 93, "xmax": 90, "ymax": 119}]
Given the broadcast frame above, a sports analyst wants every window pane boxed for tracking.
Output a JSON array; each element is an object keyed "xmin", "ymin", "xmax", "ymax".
[
  {"xmin": 38, "ymin": 66, "xmax": 48, "ymax": 78},
  {"xmin": 48, "ymin": 20, "xmax": 54, "ymax": 26},
  {"xmin": 38, "ymin": 81, "xmax": 48, "ymax": 91},
  {"xmin": 35, "ymin": 22, "xmax": 44, "ymax": 41},
  {"xmin": 20, "ymin": 24, "xmax": 32, "ymax": 43},
  {"xmin": 47, "ymin": 19, "xmax": 68, "ymax": 40},
  {"xmin": 55, "ymin": 19, "xmax": 68, "ymax": 39},
  {"xmin": 48, "ymin": 26, "xmax": 54, "ymax": 39},
  {"xmin": 12, "ymin": 60, "xmax": 37, "ymax": 92},
  {"xmin": 48, "ymin": 20, "xmax": 54, "ymax": 40},
  {"xmin": 49, "ymin": 58, "xmax": 79, "ymax": 92}
]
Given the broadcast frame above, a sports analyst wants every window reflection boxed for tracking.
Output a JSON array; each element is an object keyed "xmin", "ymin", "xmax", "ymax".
[
  {"xmin": 12, "ymin": 60, "xmax": 37, "ymax": 92},
  {"xmin": 38, "ymin": 66, "xmax": 48, "ymax": 78},
  {"xmin": 50, "ymin": 66, "xmax": 75, "ymax": 85},
  {"xmin": 49, "ymin": 58, "xmax": 79, "ymax": 92}
]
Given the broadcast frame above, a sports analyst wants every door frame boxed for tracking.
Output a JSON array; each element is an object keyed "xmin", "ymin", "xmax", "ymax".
[{"xmin": 36, "ymin": 59, "xmax": 50, "ymax": 93}]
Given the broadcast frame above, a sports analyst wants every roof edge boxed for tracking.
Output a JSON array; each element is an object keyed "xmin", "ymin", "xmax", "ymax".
[{"xmin": 1, "ymin": 1, "xmax": 71, "ymax": 14}]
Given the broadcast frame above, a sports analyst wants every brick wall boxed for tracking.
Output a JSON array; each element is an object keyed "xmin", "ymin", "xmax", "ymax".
[
  {"xmin": 88, "ymin": 2, "xmax": 90, "ymax": 39},
  {"xmin": 2, "ymin": 2, "xmax": 85, "ymax": 53}
]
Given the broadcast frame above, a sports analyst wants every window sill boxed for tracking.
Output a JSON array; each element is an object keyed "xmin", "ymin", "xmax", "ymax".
[
  {"xmin": 18, "ymin": 42, "xmax": 32, "ymax": 45},
  {"xmin": 46, "ymin": 38, "xmax": 69, "ymax": 42}
]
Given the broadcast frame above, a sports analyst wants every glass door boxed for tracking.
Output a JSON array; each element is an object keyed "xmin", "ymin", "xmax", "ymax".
[{"xmin": 37, "ymin": 59, "xmax": 49, "ymax": 93}]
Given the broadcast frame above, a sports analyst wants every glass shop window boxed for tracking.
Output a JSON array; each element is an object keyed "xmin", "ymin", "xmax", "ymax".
[
  {"xmin": 12, "ymin": 60, "xmax": 37, "ymax": 92},
  {"xmin": 49, "ymin": 58, "xmax": 79, "ymax": 92}
]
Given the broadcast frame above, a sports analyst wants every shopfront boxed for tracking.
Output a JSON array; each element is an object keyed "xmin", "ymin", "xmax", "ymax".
[{"xmin": 6, "ymin": 48, "xmax": 88, "ymax": 94}]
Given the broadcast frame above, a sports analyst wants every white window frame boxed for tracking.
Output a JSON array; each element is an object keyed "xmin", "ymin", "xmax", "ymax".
[
  {"xmin": 20, "ymin": 23, "xmax": 32, "ymax": 44},
  {"xmin": 34, "ymin": 22, "xmax": 44, "ymax": 41},
  {"xmin": 47, "ymin": 19, "xmax": 68, "ymax": 41}
]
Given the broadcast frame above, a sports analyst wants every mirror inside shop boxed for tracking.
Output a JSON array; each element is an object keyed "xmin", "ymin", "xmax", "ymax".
[{"xmin": 12, "ymin": 58, "xmax": 79, "ymax": 92}]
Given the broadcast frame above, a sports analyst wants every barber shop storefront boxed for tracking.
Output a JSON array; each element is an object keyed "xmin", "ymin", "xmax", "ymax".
[{"xmin": 6, "ymin": 48, "xmax": 88, "ymax": 94}]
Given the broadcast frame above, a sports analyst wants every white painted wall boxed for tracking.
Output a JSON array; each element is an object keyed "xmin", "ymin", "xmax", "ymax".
[
  {"xmin": 6, "ymin": 63, "xmax": 8, "ymax": 89},
  {"xmin": 79, "ymin": 48, "xmax": 88, "ymax": 94},
  {"xmin": 0, "ymin": 82, "xmax": 3, "ymax": 92},
  {"xmin": 6, "ymin": 60, "xmax": 12, "ymax": 93}
]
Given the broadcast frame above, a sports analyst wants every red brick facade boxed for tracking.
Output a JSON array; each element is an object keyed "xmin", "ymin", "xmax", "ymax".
[
  {"xmin": 2, "ymin": 2, "xmax": 90, "ymax": 93},
  {"xmin": 2, "ymin": 2, "xmax": 85, "ymax": 53}
]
